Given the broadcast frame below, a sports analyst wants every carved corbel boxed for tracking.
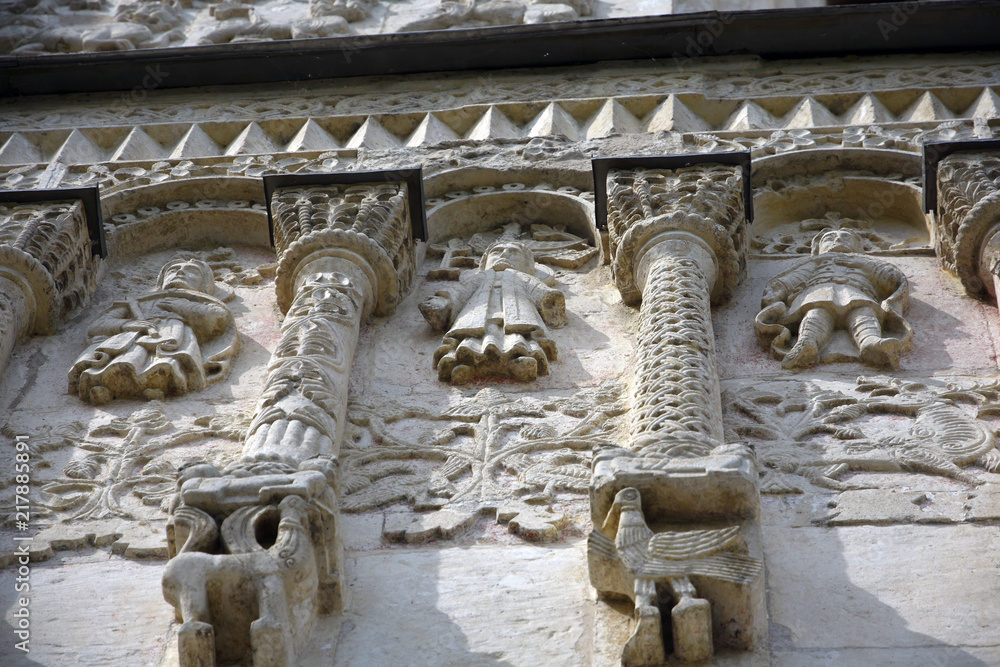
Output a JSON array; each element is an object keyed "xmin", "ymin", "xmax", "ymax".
[
  {"xmin": 162, "ymin": 170, "xmax": 423, "ymax": 667},
  {"xmin": 0, "ymin": 188, "xmax": 104, "ymax": 382},
  {"xmin": 589, "ymin": 155, "xmax": 762, "ymax": 664},
  {"xmin": 926, "ymin": 140, "xmax": 1000, "ymax": 300},
  {"xmin": 588, "ymin": 488, "xmax": 762, "ymax": 664}
]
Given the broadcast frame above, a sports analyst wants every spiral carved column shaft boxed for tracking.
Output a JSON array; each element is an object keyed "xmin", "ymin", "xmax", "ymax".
[{"xmin": 164, "ymin": 177, "xmax": 416, "ymax": 667}]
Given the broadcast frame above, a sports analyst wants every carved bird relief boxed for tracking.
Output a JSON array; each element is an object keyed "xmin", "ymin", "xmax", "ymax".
[{"xmin": 588, "ymin": 487, "xmax": 761, "ymax": 664}]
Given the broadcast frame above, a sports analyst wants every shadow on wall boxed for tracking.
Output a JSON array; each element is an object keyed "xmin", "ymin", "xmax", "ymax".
[
  {"xmin": 762, "ymin": 500, "xmax": 995, "ymax": 665},
  {"xmin": 330, "ymin": 538, "xmax": 594, "ymax": 666}
]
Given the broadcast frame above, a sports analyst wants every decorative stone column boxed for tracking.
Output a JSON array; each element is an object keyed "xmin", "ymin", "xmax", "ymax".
[
  {"xmin": 163, "ymin": 171, "xmax": 421, "ymax": 667},
  {"xmin": 0, "ymin": 189, "xmax": 104, "ymax": 383},
  {"xmin": 927, "ymin": 140, "xmax": 1000, "ymax": 302},
  {"xmin": 588, "ymin": 155, "xmax": 763, "ymax": 664}
]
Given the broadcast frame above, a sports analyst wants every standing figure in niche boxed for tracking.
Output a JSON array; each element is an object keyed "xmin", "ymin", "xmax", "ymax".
[
  {"xmin": 420, "ymin": 241, "xmax": 566, "ymax": 384},
  {"xmin": 755, "ymin": 228, "xmax": 912, "ymax": 369},
  {"xmin": 69, "ymin": 257, "xmax": 239, "ymax": 404}
]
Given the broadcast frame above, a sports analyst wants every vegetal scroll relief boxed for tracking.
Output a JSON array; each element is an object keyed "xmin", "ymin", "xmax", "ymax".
[
  {"xmin": 755, "ymin": 228, "xmax": 913, "ymax": 370},
  {"xmin": 69, "ymin": 256, "xmax": 239, "ymax": 404},
  {"xmin": 0, "ymin": 404, "xmax": 248, "ymax": 561},
  {"xmin": 723, "ymin": 376, "xmax": 1000, "ymax": 494},
  {"xmin": 419, "ymin": 223, "xmax": 596, "ymax": 384},
  {"xmin": 342, "ymin": 380, "xmax": 625, "ymax": 541},
  {"xmin": 751, "ymin": 211, "xmax": 928, "ymax": 256}
]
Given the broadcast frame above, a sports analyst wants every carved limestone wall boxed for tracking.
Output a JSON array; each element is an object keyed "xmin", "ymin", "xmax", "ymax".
[
  {"xmin": 1, "ymin": 46, "xmax": 1000, "ymax": 667},
  {"xmin": 0, "ymin": 0, "xmax": 825, "ymax": 54}
]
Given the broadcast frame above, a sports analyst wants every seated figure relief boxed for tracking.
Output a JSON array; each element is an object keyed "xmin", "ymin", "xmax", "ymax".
[
  {"xmin": 69, "ymin": 257, "xmax": 239, "ymax": 404},
  {"xmin": 755, "ymin": 228, "xmax": 913, "ymax": 370},
  {"xmin": 419, "ymin": 223, "xmax": 595, "ymax": 384}
]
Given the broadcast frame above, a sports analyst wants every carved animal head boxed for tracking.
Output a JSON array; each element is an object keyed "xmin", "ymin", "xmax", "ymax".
[{"xmin": 612, "ymin": 487, "xmax": 643, "ymax": 512}]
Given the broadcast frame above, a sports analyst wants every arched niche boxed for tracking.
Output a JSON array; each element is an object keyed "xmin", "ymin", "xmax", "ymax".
[
  {"xmin": 751, "ymin": 148, "xmax": 928, "ymax": 255},
  {"xmin": 423, "ymin": 168, "xmax": 600, "ymax": 259},
  {"xmin": 99, "ymin": 177, "xmax": 271, "ymax": 262}
]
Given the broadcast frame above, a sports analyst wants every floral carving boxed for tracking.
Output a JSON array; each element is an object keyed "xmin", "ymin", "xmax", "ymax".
[
  {"xmin": 342, "ymin": 381, "xmax": 626, "ymax": 541},
  {"xmin": 724, "ymin": 377, "xmax": 1000, "ymax": 493}
]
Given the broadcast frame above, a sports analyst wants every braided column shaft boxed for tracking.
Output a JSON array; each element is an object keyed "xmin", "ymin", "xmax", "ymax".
[
  {"xmin": 630, "ymin": 234, "xmax": 723, "ymax": 456},
  {"xmin": 591, "ymin": 164, "xmax": 755, "ymax": 525},
  {"xmin": 588, "ymin": 160, "xmax": 765, "ymax": 666}
]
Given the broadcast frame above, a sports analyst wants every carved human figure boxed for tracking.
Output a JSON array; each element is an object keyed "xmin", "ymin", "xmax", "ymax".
[
  {"xmin": 419, "ymin": 241, "xmax": 566, "ymax": 384},
  {"xmin": 755, "ymin": 229, "xmax": 912, "ymax": 369},
  {"xmin": 69, "ymin": 258, "xmax": 238, "ymax": 404}
]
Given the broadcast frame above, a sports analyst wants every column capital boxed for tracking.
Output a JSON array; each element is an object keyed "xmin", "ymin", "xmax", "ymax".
[
  {"xmin": 924, "ymin": 140, "xmax": 1000, "ymax": 298},
  {"xmin": 593, "ymin": 153, "xmax": 751, "ymax": 306},
  {"xmin": 0, "ymin": 188, "xmax": 104, "ymax": 334},
  {"xmin": 263, "ymin": 169, "xmax": 424, "ymax": 317}
]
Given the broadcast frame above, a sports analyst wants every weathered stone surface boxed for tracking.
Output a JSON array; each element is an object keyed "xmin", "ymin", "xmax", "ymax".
[
  {"xmin": 1, "ymin": 21, "xmax": 1000, "ymax": 667},
  {"xmin": 0, "ymin": 555, "xmax": 174, "ymax": 666},
  {"xmin": 764, "ymin": 523, "xmax": 1000, "ymax": 653},
  {"xmin": 335, "ymin": 543, "xmax": 591, "ymax": 666}
]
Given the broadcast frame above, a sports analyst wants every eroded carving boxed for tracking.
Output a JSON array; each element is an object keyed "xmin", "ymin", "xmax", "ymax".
[
  {"xmin": 69, "ymin": 257, "xmax": 238, "ymax": 404},
  {"xmin": 751, "ymin": 211, "xmax": 928, "ymax": 256},
  {"xmin": 398, "ymin": 0, "xmax": 593, "ymax": 33},
  {"xmin": 593, "ymin": 164, "xmax": 755, "ymax": 525},
  {"xmin": 0, "ymin": 404, "xmax": 250, "ymax": 563},
  {"xmin": 934, "ymin": 151, "xmax": 1000, "ymax": 298},
  {"xmin": 420, "ymin": 222, "xmax": 594, "ymax": 383},
  {"xmin": 344, "ymin": 381, "xmax": 625, "ymax": 542},
  {"xmin": 244, "ymin": 269, "xmax": 366, "ymax": 463},
  {"xmin": 162, "ymin": 178, "xmax": 414, "ymax": 666},
  {"xmin": 164, "ymin": 460, "xmax": 340, "ymax": 667},
  {"xmin": 755, "ymin": 228, "xmax": 912, "ymax": 370},
  {"xmin": 593, "ymin": 160, "xmax": 761, "ymax": 661},
  {"xmin": 724, "ymin": 376, "xmax": 1000, "ymax": 494},
  {"xmin": 422, "ymin": 241, "xmax": 564, "ymax": 383},
  {"xmin": 0, "ymin": 199, "xmax": 98, "ymax": 381},
  {"xmin": 588, "ymin": 487, "xmax": 762, "ymax": 664}
]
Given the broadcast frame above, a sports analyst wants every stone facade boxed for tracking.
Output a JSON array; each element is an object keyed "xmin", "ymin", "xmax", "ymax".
[{"xmin": 1, "ymin": 4, "xmax": 1000, "ymax": 666}]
